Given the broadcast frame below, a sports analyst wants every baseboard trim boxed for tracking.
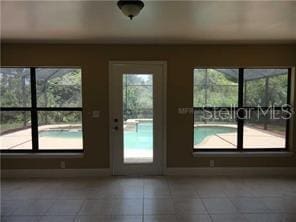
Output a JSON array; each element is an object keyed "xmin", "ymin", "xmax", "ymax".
[
  {"xmin": 164, "ymin": 167, "xmax": 296, "ymax": 176},
  {"xmin": 2, "ymin": 167, "xmax": 296, "ymax": 178},
  {"xmin": 1, "ymin": 168, "xmax": 111, "ymax": 178}
]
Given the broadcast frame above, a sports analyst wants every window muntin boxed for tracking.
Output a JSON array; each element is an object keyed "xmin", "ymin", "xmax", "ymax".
[
  {"xmin": 0, "ymin": 67, "xmax": 83, "ymax": 152},
  {"xmin": 193, "ymin": 68, "xmax": 290, "ymax": 151}
]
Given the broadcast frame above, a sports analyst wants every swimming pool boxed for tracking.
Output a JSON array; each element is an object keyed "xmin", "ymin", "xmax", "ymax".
[
  {"xmin": 40, "ymin": 129, "xmax": 82, "ymax": 138},
  {"xmin": 194, "ymin": 126, "xmax": 236, "ymax": 145},
  {"xmin": 40, "ymin": 123, "xmax": 236, "ymax": 147},
  {"xmin": 124, "ymin": 122, "xmax": 153, "ymax": 150}
]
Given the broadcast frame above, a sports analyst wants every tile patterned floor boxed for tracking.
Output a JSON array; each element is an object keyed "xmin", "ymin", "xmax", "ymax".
[{"xmin": 1, "ymin": 176, "xmax": 296, "ymax": 222}]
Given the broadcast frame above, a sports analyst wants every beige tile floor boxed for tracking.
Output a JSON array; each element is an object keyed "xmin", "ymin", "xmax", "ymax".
[{"xmin": 1, "ymin": 176, "xmax": 296, "ymax": 222}]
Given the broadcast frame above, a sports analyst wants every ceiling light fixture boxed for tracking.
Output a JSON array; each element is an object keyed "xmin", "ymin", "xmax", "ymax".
[{"xmin": 117, "ymin": 0, "xmax": 144, "ymax": 20}]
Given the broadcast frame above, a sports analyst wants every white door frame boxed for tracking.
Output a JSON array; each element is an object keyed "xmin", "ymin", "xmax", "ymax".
[{"xmin": 109, "ymin": 61, "xmax": 167, "ymax": 175}]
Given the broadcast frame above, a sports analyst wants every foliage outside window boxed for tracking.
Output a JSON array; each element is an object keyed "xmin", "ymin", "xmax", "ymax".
[
  {"xmin": 122, "ymin": 74, "xmax": 153, "ymax": 163},
  {"xmin": 123, "ymin": 74, "xmax": 153, "ymax": 120},
  {"xmin": 0, "ymin": 68, "xmax": 83, "ymax": 151}
]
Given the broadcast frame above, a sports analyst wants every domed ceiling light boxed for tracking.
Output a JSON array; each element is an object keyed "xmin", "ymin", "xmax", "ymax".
[{"xmin": 117, "ymin": 0, "xmax": 144, "ymax": 20}]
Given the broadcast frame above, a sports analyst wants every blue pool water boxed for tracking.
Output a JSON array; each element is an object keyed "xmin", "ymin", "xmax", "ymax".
[
  {"xmin": 40, "ymin": 123, "xmax": 236, "ymax": 147},
  {"xmin": 124, "ymin": 122, "xmax": 153, "ymax": 150},
  {"xmin": 194, "ymin": 126, "xmax": 236, "ymax": 145},
  {"xmin": 40, "ymin": 130, "xmax": 82, "ymax": 138}
]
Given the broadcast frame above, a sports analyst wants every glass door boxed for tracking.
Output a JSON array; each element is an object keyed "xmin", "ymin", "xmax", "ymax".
[
  {"xmin": 109, "ymin": 62, "xmax": 165, "ymax": 175},
  {"xmin": 123, "ymin": 74, "xmax": 153, "ymax": 163}
]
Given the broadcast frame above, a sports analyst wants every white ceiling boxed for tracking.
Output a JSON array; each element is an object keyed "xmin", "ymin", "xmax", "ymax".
[{"xmin": 1, "ymin": 1, "xmax": 296, "ymax": 44}]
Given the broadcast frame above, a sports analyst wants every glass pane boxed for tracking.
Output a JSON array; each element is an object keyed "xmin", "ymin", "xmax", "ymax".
[
  {"xmin": 194, "ymin": 69, "xmax": 238, "ymax": 107},
  {"xmin": 36, "ymin": 68, "xmax": 82, "ymax": 107},
  {"xmin": 244, "ymin": 110, "xmax": 286, "ymax": 149},
  {"xmin": 0, "ymin": 111, "xmax": 32, "ymax": 150},
  {"xmin": 38, "ymin": 111, "xmax": 83, "ymax": 150},
  {"xmin": 124, "ymin": 74, "xmax": 153, "ymax": 85},
  {"xmin": 0, "ymin": 68, "xmax": 31, "ymax": 107},
  {"xmin": 194, "ymin": 110, "xmax": 237, "ymax": 149},
  {"xmin": 208, "ymin": 85, "xmax": 238, "ymax": 107},
  {"xmin": 194, "ymin": 85, "xmax": 205, "ymax": 107},
  {"xmin": 244, "ymin": 69, "xmax": 288, "ymax": 107},
  {"xmin": 123, "ymin": 74, "xmax": 153, "ymax": 163}
]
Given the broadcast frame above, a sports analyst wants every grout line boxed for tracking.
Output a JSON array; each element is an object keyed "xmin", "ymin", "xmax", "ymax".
[
  {"xmin": 142, "ymin": 178, "xmax": 145, "ymax": 222},
  {"xmin": 74, "ymin": 198, "xmax": 86, "ymax": 221},
  {"xmin": 3, "ymin": 176, "xmax": 296, "ymax": 222}
]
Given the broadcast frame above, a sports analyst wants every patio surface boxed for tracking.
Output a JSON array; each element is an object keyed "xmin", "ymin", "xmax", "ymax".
[
  {"xmin": 0, "ymin": 124, "xmax": 285, "ymax": 151},
  {"xmin": 0, "ymin": 124, "xmax": 82, "ymax": 150},
  {"xmin": 195, "ymin": 124, "xmax": 285, "ymax": 149}
]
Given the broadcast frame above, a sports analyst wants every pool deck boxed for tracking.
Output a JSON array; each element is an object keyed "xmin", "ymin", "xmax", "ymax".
[
  {"xmin": 194, "ymin": 124, "xmax": 285, "ymax": 149},
  {"xmin": 0, "ymin": 123, "xmax": 285, "ymax": 152},
  {"xmin": 0, "ymin": 124, "xmax": 82, "ymax": 150}
]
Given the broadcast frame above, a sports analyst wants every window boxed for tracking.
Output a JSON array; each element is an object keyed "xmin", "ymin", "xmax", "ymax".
[
  {"xmin": 193, "ymin": 68, "xmax": 291, "ymax": 151},
  {"xmin": 0, "ymin": 68, "xmax": 83, "ymax": 152},
  {"xmin": 123, "ymin": 74, "xmax": 153, "ymax": 163}
]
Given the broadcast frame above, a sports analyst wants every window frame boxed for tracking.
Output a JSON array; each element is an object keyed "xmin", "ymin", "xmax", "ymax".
[
  {"xmin": 193, "ymin": 67, "xmax": 292, "ymax": 152},
  {"xmin": 0, "ymin": 66, "xmax": 84, "ymax": 153}
]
